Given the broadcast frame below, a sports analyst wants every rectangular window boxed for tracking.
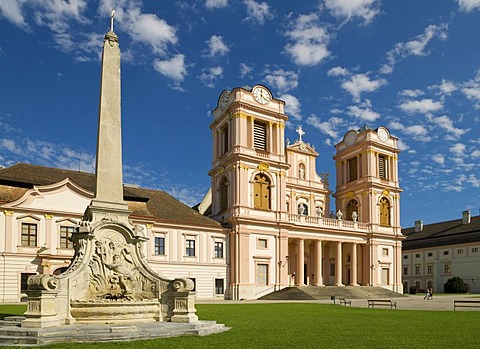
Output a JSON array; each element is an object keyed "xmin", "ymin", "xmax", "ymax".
[
  {"xmin": 222, "ymin": 124, "xmax": 229, "ymax": 154},
  {"xmin": 403, "ymin": 255, "xmax": 408, "ymax": 259},
  {"xmin": 444, "ymin": 263, "xmax": 451, "ymax": 274},
  {"xmin": 20, "ymin": 273, "xmax": 36, "ymax": 293},
  {"xmin": 60, "ymin": 226, "xmax": 75, "ymax": 249},
  {"xmin": 257, "ymin": 238, "xmax": 267, "ymax": 249},
  {"xmin": 154, "ymin": 237, "xmax": 165, "ymax": 255},
  {"xmin": 403, "ymin": 266, "xmax": 408, "ymax": 276},
  {"xmin": 215, "ymin": 279, "xmax": 224, "ymax": 294},
  {"xmin": 415, "ymin": 254, "xmax": 420, "ymax": 258},
  {"xmin": 348, "ymin": 157, "xmax": 358, "ymax": 182},
  {"xmin": 382, "ymin": 248, "xmax": 389, "ymax": 256},
  {"xmin": 21, "ymin": 223, "xmax": 37, "ymax": 247},
  {"xmin": 427, "ymin": 252, "xmax": 433, "ymax": 257},
  {"xmin": 214, "ymin": 241, "xmax": 224, "ymax": 258},
  {"xmin": 378, "ymin": 155, "xmax": 387, "ymax": 179},
  {"xmin": 472, "ymin": 247, "xmax": 479, "ymax": 253},
  {"xmin": 443, "ymin": 251, "xmax": 449, "ymax": 255},
  {"xmin": 415, "ymin": 265, "xmax": 420, "ymax": 275},
  {"xmin": 256, "ymin": 264, "xmax": 268, "ymax": 286},
  {"xmin": 253, "ymin": 121, "xmax": 267, "ymax": 151},
  {"xmin": 427, "ymin": 264, "xmax": 433, "ymax": 274},
  {"xmin": 457, "ymin": 249, "xmax": 464, "ymax": 254},
  {"xmin": 186, "ymin": 239, "xmax": 195, "ymax": 257}
]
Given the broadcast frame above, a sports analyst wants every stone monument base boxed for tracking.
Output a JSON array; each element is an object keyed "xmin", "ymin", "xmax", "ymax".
[
  {"xmin": 0, "ymin": 316, "xmax": 230, "ymax": 346},
  {"xmin": 70, "ymin": 300, "xmax": 161, "ymax": 324}
]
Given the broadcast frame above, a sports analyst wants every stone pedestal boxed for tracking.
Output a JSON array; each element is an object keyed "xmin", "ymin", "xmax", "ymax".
[
  {"xmin": 22, "ymin": 275, "xmax": 62, "ymax": 328},
  {"xmin": 171, "ymin": 291, "xmax": 198, "ymax": 323}
]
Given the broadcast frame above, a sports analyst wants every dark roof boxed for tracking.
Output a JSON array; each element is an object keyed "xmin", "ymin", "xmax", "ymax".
[
  {"xmin": 0, "ymin": 163, "xmax": 221, "ymax": 229},
  {"xmin": 402, "ymin": 215, "xmax": 480, "ymax": 250}
]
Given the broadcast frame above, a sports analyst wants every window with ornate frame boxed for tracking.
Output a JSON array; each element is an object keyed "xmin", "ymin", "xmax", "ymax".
[
  {"xmin": 378, "ymin": 155, "xmax": 387, "ymax": 179},
  {"xmin": 254, "ymin": 173, "xmax": 271, "ymax": 210},
  {"xmin": 186, "ymin": 239, "xmax": 196, "ymax": 257},
  {"xmin": 346, "ymin": 199, "xmax": 359, "ymax": 221},
  {"xmin": 154, "ymin": 237, "xmax": 165, "ymax": 255},
  {"xmin": 214, "ymin": 241, "xmax": 224, "ymax": 258},
  {"xmin": 348, "ymin": 157, "xmax": 358, "ymax": 182},
  {"xmin": 253, "ymin": 121, "xmax": 267, "ymax": 151},
  {"xmin": 379, "ymin": 197, "xmax": 391, "ymax": 226}
]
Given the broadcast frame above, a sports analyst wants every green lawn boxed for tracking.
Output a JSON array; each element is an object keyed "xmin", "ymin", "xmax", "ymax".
[{"xmin": 1, "ymin": 303, "xmax": 478, "ymax": 348}]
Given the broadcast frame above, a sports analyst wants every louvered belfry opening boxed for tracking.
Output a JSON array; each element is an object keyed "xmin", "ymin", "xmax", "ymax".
[
  {"xmin": 223, "ymin": 125, "xmax": 229, "ymax": 154},
  {"xmin": 378, "ymin": 155, "xmax": 386, "ymax": 179},
  {"xmin": 253, "ymin": 121, "xmax": 267, "ymax": 151},
  {"xmin": 348, "ymin": 157, "xmax": 358, "ymax": 182}
]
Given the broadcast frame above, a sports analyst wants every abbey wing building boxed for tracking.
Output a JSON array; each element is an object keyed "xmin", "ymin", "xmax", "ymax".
[{"xmin": 208, "ymin": 85, "xmax": 403, "ymax": 299}]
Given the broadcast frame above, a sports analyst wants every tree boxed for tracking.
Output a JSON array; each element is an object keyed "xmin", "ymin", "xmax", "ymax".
[{"xmin": 444, "ymin": 276, "xmax": 468, "ymax": 293}]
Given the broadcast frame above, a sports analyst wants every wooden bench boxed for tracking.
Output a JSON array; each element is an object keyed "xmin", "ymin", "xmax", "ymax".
[
  {"xmin": 367, "ymin": 299, "xmax": 397, "ymax": 309},
  {"xmin": 454, "ymin": 300, "xmax": 480, "ymax": 310},
  {"xmin": 338, "ymin": 298, "xmax": 351, "ymax": 306}
]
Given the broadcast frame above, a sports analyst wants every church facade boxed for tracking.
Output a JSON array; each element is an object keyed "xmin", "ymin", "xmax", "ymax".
[
  {"xmin": 0, "ymin": 83, "xmax": 404, "ymax": 302},
  {"xmin": 208, "ymin": 85, "xmax": 404, "ymax": 299}
]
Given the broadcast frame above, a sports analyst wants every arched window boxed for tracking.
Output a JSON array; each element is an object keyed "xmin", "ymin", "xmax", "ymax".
[
  {"xmin": 220, "ymin": 177, "xmax": 229, "ymax": 212},
  {"xmin": 298, "ymin": 163, "xmax": 305, "ymax": 180},
  {"xmin": 379, "ymin": 197, "xmax": 391, "ymax": 226},
  {"xmin": 254, "ymin": 174, "xmax": 271, "ymax": 210},
  {"xmin": 346, "ymin": 199, "xmax": 359, "ymax": 221}
]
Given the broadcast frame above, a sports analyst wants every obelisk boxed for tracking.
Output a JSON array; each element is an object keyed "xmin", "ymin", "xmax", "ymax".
[{"xmin": 89, "ymin": 10, "xmax": 129, "ymax": 218}]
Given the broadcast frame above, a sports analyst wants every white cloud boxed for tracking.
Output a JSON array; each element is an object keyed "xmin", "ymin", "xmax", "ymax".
[
  {"xmin": 432, "ymin": 115, "xmax": 470, "ymax": 138},
  {"xmin": 324, "ymin": 0, "xmax": 381, "ymax": 25},
  {"xmin": 450, "ymin": 143, "xmax": 466, "ymax": 157},
  {"xmin": 380, "ymin": 24, "xmax": 448, "ymax": 74},
  {"xmin": 398, "ymin": 99, "xmax": 443, "ymax": 114},
  {"xmin": 0, "ymin": 0, "xmax": 28, "ymax": 28},
  {"xmin": 341, "ymin": 74, "xmax": 387, "ymax": 101},
  {"xmin": 204, "ymin": 35, "xmax": 229, "ymax": 57},
  {"xmin": 431, "ymin": 79, "xmax": 457, "ymax": 96},
  {"xmin": 432, "ymin": 154, "xmax": 445, "ymax": 165},
  {"xmin": 306, "ymin": 115, "xmax": 343, "ymax": 139},
  {"xmin": 399, "ymin": 89, "xmax": 424, "ymax": 98},
  {"xmin": 387, "ymin": 121, "xmax": 431, "ymax": 141},
  {"xmin": 33, "ymin": 0, "xmax": 88, "ymax": 33},
  {"xmin": 280, "ymin": 94, "xmax": 302, "ymax": 120},
  {"xmin": 244, "ymin": 0, "xmax": 274, "ymax": 25},
  {"xmin": 239, "ymin": 62, "xmax": 253, "ymax": 78},
  {"xmin": 457, "ymin": 0, "xmax": 480, "ymax": 12},
  {"xmin": 327, "ymin": 66, "xmax": 349, "ymax": 77},
  {"xmin": 284, "ymin": 13, "xmax": 330, "ymax": 66},
  {"xmin": 205, "ymin": 0, "xmax": 228, "ymax": 9},
  {"xmin": 347, "ymin": 103, "xmax": 380, "ymax": 121},
  {"xmin": 396, "ymin": 139, "xmax": 410, "ymax": 152},
  {"xmin": 467, "ymin": 174, "xmax": 480, "ymax": 188},
  {"xmin": 122, "ymin": 9, "xmax": 178, "ymax": 55},
  {"xmin": 153, "ymin": 54, "xmax": 188, "ymax": 83},
  {"xmin": 471, "ymin": 149, "xmax": 480, "ymax": 158},
  {"xmin": 1, "ymin": 138, "xmax": 22, "ymax": 155},
  {"xmin": 264, "ymin": 69, "xmax": 298, "ymax": 93},
  {"xmin": 198, "ymin": 66, "xmax": 223, "ymax": 88}
]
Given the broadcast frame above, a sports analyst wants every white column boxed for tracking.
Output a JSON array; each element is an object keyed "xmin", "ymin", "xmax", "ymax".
[
  {"xmin": 315, "ymin": 240, "xmax": 323, "ymax": 286},
  {"xmin": 297, "ymin": 239, "xmax": 304, "ymax": 286},
  {"xmin": 335, "ymin": 242, "xmax": 343, "ymax": 286},
  {"xmin": 350, "ymin": 243, "xmax": 358, "ymax": 286}
]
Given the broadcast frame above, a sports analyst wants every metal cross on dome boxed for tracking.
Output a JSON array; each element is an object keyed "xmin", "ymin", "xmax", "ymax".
[{"xmin": 296, "ymin": 126, "xmax": 305, "ymax": 142}]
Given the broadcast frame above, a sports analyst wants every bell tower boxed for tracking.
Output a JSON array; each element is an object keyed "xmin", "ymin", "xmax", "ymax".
[
  {"xmin": 333, "ymin": 126, "xmax": 403, "ymax": 290},
  {"xmin": 208, "ymin": 85, "xmax": 289, "ymax": 224},
  {"xmin": 333, "ymin": 126, "xmax": 402, "ymax": 231}
]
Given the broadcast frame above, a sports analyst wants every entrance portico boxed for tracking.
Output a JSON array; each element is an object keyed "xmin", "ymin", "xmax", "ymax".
[{"xmin": 289, "ymin": 237, "xmax": 365, "ymax": 287}]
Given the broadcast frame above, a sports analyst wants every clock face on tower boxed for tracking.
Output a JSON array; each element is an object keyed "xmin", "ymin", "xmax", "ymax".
[
  {"xmin": 377, "ymin": 127, "xmax": 389, "ymax": 142},
  {"xmin": 344, "ymin": 130, "xmax": 357, "ymax": 146},
  {"xmin": 253, "ymin": 86, "xmax": 271, "ymax": 104}
]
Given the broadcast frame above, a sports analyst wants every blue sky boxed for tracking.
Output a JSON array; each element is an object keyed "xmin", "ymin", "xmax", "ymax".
[{"xmin": 0, "ymin": 0, "xmax": 479, "ymax": 228}]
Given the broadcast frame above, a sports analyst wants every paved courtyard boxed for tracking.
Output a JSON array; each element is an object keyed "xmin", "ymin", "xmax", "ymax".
[{"xmin": 198, "ymin": 294, "xmax": 480, "ymax": 311}]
